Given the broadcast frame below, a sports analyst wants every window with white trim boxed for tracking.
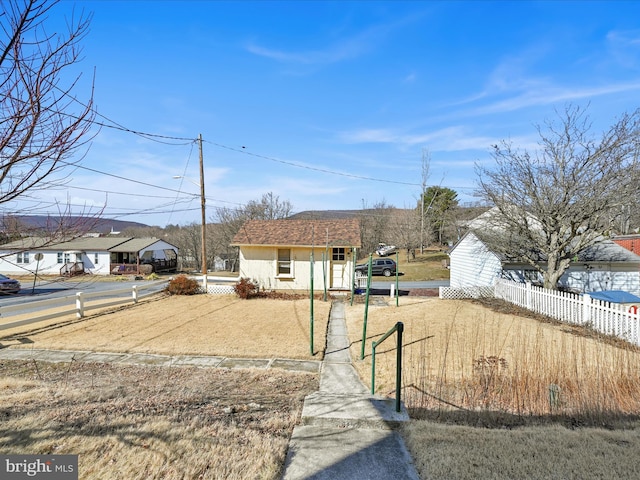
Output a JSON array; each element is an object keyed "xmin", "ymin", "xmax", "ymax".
[
  {"xmin": 277, "ymin": 249, "xmax": 292, "ymax": 276},
  {"xmin": 16, "ymin": 252, "xmax": 29, "ymax": 264},
  {"xmin": 94, "ymin": 253, "xmax": 99, "ymax": 264},
  {"xmin": 57, "ymin": 252, "xmax": 63, "ymax": 264}
]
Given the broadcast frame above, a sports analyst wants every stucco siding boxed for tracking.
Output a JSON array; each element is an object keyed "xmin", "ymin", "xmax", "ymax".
[
  {"xmin": 449, "ymin": 233, "xmax": 502, "ymax": 288},
  {"xmin": 239, "ymin": 246, "xmax": 354, "ymax": 291}
]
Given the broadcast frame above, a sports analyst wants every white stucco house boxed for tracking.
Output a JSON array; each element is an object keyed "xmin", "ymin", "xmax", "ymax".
[
  {"xmin": 231, "ymin": 218, "xmax": 362, "ymax": 291},
  {"xmin": 0, "ymin": 237, "xmax": 178, "ymax": 276},
  {"xmin": 450, "ymin": 229, "xmax": 640, "ymax": 295}
]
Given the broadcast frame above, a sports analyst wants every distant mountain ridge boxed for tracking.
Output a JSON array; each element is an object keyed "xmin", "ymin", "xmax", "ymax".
[{"xmin": 1, "ymin": 215, "xmax": 149, "ymax": 235}]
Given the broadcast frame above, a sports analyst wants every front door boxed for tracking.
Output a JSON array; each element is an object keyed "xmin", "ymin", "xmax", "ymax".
[{"xmin": 330, "ymin": 247, "xmax": 348, "ymax": 288}]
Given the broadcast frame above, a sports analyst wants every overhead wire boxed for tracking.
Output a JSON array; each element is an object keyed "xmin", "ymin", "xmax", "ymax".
[{"xmin": 26, "ymin": 66, "xmax": 474, "ymax": 223}]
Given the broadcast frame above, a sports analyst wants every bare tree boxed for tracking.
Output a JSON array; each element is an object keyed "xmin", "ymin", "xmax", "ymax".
[
  {"xmin": 254, "ymin": 191, "xmax": 293, "ymax": 220},
  {"xmin": 0, "ymin": 0, "xmax": 95, "ymax": 206},
  {"xmin": 475, "ymin": 105, "xmax": 640, "ymax": 290},
  {"xmin": 358, "ymin": 199, "xmax": 394, "ymax": 258},
  {"xmin": 419, "ymin": 148, "xmax": 430, "ymax": 253},
  {"xmin": 389, "ymin": 208, "xmax": 420, "ymax": 262},
  {"xmin": 214, "ymin": 192, "xmax": 293, "ymax": 269}
]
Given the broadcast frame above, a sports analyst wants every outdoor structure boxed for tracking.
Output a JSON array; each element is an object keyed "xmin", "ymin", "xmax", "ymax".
[
  {"xmin": 587, "ymin": 290, "xmax": 640, "ymax": 311},
  {"xmin": 231, "ymin": 218, "xmax": 361, "ymax": 291},
  {"xmin": 612, "ymin": 234, "xmax": 640, "ymax": 256},
  {"xmin": 0, "ymin": 237, "xmax": 178, "ymax": 276},
  {"xmin": 449, "ymin": 231, "xmax": 640, "ymax": 294}
]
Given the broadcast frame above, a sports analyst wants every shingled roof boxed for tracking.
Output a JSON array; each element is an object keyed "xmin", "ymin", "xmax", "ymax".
[{"xmin": 231, "ymin": 219, "xmax": 361, "ymax": 247}]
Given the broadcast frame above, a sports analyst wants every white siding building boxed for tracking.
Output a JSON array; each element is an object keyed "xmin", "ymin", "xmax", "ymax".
[
  {"xmin": 449, "ymin": 232, "xmax": 502, "ymax": 288},
  {"xmin": 0, "ymin": 237, "xmax": 178, "ymax": 276},
  {"xmin": 449, "ymin": 232, "xmax": 640, "ymax": 295},
  {"xmin": 231, "ymin": 218, "xmax": 361, "ymax": 292}
]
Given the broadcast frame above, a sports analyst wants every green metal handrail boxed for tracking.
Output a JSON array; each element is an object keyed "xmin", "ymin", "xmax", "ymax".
[{"xmin": 371, "ymin": 321, "xmax": 404, "ymax": 412}]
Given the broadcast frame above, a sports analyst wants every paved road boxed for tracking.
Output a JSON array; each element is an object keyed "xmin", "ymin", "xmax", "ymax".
[
  {"xmin": 371, "ymin": 280, "xmax": 449, "ymax": 289},
  {"xmin": 0, "ymin": 277, "xmax": 168, "ymax": 316}
]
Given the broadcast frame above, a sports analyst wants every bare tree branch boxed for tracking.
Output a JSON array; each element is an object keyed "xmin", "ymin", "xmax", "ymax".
[
  {"xmin": 475, "ymin": 105, "xmax": 640, "ymax": 289},
  {"xmin": 0, "ymin": 0, "xmax": 96, "ymax": 206}
]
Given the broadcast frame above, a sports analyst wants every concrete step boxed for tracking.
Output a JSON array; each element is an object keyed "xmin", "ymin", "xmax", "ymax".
[
  {"xmin": 301, "ymin": 392, "xmax": 409, "ymax": 430},
  {"xmin": 319, "ymin": 363, "xmax": 370, "ymax": 395},
  {"xmin": 281, "ymin": 425, "xmax": 420, "ymax": 480}
]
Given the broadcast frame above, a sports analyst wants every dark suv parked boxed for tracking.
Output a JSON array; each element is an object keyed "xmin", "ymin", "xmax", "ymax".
[{"xmin": 355, "ymin": 258, "xmax": 397, "ymax": 277}]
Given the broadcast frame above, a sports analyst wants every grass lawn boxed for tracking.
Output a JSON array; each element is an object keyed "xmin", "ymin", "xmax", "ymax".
[
  {"xmin": 0, "ymin": 293, "xmax": 330, "ymax": 480},
  {"xmin": 0, "ymin": 294, "xmax": 330, "ymax": 359},
  {"xmin": 362, "ymin": 249, "xmax": 450, "ymax": 281},
  {"xmin": 396, "ymin": 249, "xmax": 450, "ymax": 281},
  {"xmin": 2, "ymin": 288, "xmax": 640, "ymax": 479},
  {"xmin": 0, "ymin": 361, "xmax": 316, "ymax": 480},
  {"xmin": 345, "ymin": 297, "xmax": 640, "ymax": 480}
]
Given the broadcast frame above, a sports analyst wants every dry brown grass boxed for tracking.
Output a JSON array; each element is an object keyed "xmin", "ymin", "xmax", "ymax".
[
  {"xmin": 345, "ymin": 297, "xmax": 640, "ymax": 479},
  {"xmin": 0, "ymin": 293, "xmax": 330, "ymax": 479},
  {"xmin": 5, "ymin": 291, "xmax": 640, "ymax": 479},
  {"xmin": 1, "ymin": 293, "xmax": 331, "ymax": 359},
  {"xmin": 0, "ymin": 360, "xmax": 317, "ymax": 480},
  {"xmin": 345, "ymin": 298, "xmax": 640, "ymax": 417},
  {"xmin": 401, "ymin": 419, "xmax": 640, "ymax": 480}
]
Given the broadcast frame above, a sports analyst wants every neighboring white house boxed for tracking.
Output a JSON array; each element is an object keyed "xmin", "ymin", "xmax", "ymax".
[
  {"xmin": 0, "ymin": 237, "xmax": 178, "ymax": 276},
  {"xmin": 231, "ymin": 218, "xmax": 361, "ymax": 291},
  {"xmin": 450, "ymin": 231, "xmax": 640, "ymax": 295}
]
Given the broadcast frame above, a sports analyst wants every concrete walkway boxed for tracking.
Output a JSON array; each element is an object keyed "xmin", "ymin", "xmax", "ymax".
[{"xmin": 281, "ymin": 300, "xmax": 420, "ymax": 480}]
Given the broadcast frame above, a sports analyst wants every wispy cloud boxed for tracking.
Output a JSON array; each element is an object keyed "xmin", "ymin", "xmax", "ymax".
[
  {"xmin": 337, "ymin": 126, "xmax": 500, "ymax": 152},
  {"xmin": 403, "ymin": 72, "xmax": 417, "ymax": 83},
  {"xmin": 606, "ymin": 29, "xmax": 640, "ymax": 69},
  {"xmin": 454, "ymin": 38, "xmax": 640, "ymax": 116},
  {"xmin": 246, "ymin": 37, "xmax": 369, "ymax": 65},
  {"xmin": 467, "ymin": 81, "xmax": 640, "ymax": 116},
  {"xmin": 245, "ymin": 12, "xmax": 421, "ymax": 67}
]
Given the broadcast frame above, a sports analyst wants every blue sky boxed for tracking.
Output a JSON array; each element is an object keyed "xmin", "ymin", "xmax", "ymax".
[{"xmin": 19, "ymin": 0, "xmax": 640, "ymax": 226}]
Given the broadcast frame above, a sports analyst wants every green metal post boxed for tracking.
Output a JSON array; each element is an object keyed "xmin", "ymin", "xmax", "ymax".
[
  {"xmin": 395, "ymin": 251, "xmax": 399, "ymax": 307},
  {"xmin": 360, "ymin": 254, "xmax": 373, "ymax": 360},
  {"xmin": 350, "ymin": 247, "xmax": 357, "ymax": 306},
  {"xmin": 310, "ymin": 251, "xmax": 314, "ymax": 355},
  {"xmin": 396, "ymin": 322, "xmax": 404, "ymax": 412},
  {"xmin": 371, "ymin": 342, "xmax": 376, "ymax": 394},
  {"xmin": 322, "ymin": 251, "xmax": 327, "ymax": 301}
]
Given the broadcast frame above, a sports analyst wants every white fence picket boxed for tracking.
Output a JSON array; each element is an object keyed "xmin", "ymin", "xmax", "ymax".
[{"xmin": 492, "ymin": 279, "xmax": 640, "ymax": 346}]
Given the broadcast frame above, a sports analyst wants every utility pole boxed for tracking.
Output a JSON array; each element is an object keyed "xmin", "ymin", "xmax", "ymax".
[{"xmin": 199, "ymin": 133, "xmax": 207, "ymax": 290}]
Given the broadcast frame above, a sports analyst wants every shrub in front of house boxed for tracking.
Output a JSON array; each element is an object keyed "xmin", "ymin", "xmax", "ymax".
[
  {"xmin": 234, "ymin": 278, "xmax": 258, "ymax": 299},
  {"xmin": 165, "ymin": 275, "xmax": 200, "ymax": 295}
]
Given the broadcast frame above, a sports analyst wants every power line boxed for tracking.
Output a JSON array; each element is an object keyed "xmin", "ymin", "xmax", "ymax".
[
  {"xmin": 68, "ymin": 185, "xmax": 182, "ymax": 199},
  {"xmin": 206, "ymin": 140, "xmax": 423, "ymax": 187}
]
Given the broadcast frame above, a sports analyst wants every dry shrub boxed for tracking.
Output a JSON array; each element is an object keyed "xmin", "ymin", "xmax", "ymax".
[
  {"xmin": 233, "ymin": 278, "xmax": 258, "ymax": 299},
  {"xmin": 165, "ymin": 275, "xmax": 200, "ymax": 295}
]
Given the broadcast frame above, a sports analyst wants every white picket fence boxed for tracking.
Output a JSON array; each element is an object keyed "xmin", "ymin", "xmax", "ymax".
[{"xmin": 493, "ymin": 278, "xmax": 640, "ymax": 346}]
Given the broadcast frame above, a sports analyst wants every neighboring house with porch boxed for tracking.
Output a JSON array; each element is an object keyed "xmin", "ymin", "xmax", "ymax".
[
  {"xmin": 450, "ymin": 231, "xmax": 640, "ymax": 295},
  {"xmin": 231, "ymin": 218, "xmax": 361, "ymax": 291},
  {"xmin": 0, "ymin": 237, "xmax": 178, "ymax": 276}
]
